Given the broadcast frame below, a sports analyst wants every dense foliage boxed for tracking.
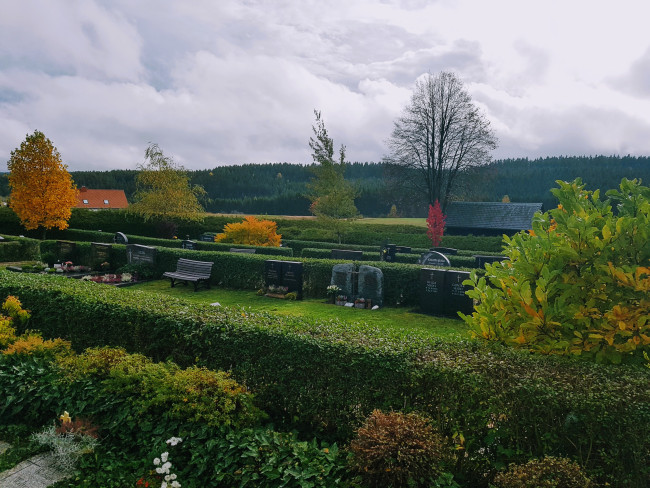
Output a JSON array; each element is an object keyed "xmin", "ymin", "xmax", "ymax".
[
  {"xmin": 427, "ymin": 200, "xmax": 446, "ymax": 247},
  {"xmin": 6, "ymin": 130, "xmax": 78, "ymax": 237},
  {"xmin": 463, "ymin": 178, "xmax": 650, "ymax": 364},
  {"xmin": 0, "ymin": 272, "xmax": 648, "ymax": 487},
  {"xmin": 215, "ymin": 216, "xmax": 282, "ymax": 246}
]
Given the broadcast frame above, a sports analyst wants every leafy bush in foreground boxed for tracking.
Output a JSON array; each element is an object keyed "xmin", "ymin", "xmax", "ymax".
[
  {"xmin": 492, "ymin": 456, "xmax": 594, "ymax": 488},
  {"xmin": 1, "ymin": 273, "xmax": 649, "ymax": 487},
  {"xmin": 463, "ymin": 178, "xmax": 650, "ymax": 363}
]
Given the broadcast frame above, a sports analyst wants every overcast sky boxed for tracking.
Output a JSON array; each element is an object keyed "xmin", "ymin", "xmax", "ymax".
[{"xmin": 2, "ymin": 0, "xmax": 650, "ymax": 171}]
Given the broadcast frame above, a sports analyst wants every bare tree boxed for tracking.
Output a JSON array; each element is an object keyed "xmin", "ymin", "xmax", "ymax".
[{"xmin": 384, "ymin": 71, "xmax": 498, "ymax": 213}]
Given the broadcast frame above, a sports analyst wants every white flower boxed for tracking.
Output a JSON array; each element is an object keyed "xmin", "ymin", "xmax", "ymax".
[
  {"xmin": 170, "ymin": 474, "xmax": 177, "ymax": 480},
  {"xmin": 165, "ymin": 474, "xmax": 171, "ymax": 481},
  {"xmin": 153, "ymin": 457, "xmax": 161, "ymax": 465},
  {"xmin": 161, "ymin": 483, "xmax": 167, "ymax": 488},
  {"xmin": 163, "ymin": 461, "xmax": 172, "ymax": 472},
  {"xmin": 166, "ymin": 436, "xmax": 182, "ymax": 446},
  {"xmin": 161, "ymin": 452, "xmax": 169, "ymax": 462},
  {"xmin": 171, "ymin": 481, "xmax": 181, "ymax": 488},
  {"xmin": 156, "ymin": 467, "xmax": 164, "ymax": 474}
]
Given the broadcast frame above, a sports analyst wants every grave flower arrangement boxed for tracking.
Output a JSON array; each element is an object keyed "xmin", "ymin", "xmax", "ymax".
[
  {"xmin": 335, "ymin": 295, "xmax": 348, "ymax": 306},
  {"xmin": 81, "ymin": 273, "xmax": 135, "ymax": 284},
  {"xmin": 327, "ymin": 285, "xmax": 341, "ymax": 303},
  {"xmin": 354, "ymin": 298, "xmax": 366, "ymax": 309},
  {"xmin": 266, "ymin": 284, "xmax": 289, "ymax": 295},
  {"xmin": 59, "ymin": 261, "xmax": 91, "ymax": 273}
]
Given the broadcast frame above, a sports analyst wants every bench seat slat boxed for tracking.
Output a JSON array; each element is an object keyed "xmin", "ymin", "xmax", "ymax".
[{"xmin": 163, "ymin": 258, "xmax": 213, "ymax": 291}]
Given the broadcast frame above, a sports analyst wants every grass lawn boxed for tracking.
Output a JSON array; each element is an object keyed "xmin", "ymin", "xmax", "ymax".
[
  {"xmin": 356, "ymin": 217, "xmax": 427, "ymax": 227},
  {"xmin": 127, "ymin": 280, "xmax": 470, "ymax": 341}
]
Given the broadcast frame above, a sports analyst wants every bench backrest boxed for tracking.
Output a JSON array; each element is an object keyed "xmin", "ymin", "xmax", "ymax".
[{"xmin": 175, "ymin": 258, "xmax": 213, "ymax": 276}]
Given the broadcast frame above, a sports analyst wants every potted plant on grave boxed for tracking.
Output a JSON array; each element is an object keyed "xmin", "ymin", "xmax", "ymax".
[
  {"xmin": 326, "ymin": 285, "xmax": 341, "ymax": 304},
  {"xmin": 335, "ymin": 295, "xmax": 347, "ymax": 306},
  {"xmin": 354, "ymin": 297, "xmax": 366, "ymax": 309}
]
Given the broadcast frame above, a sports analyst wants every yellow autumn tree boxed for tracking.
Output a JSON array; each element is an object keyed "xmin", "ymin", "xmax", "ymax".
[
  {"xmin": 215, "ymin": 216, "xmax": 281, "ymax": 247},
  {"xmin": 7, "ymin": 131, "xmax": 78, "ymax": 238}
]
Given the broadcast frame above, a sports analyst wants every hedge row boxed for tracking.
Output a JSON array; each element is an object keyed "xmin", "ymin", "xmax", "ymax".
[
  {"xmin": 1, "ymin": 271, "xmax": 648, "ymax": 487},
  {"xmin": 300, "ymin": 248, "xmax": 478, "ymax": 268},
  {"xmin": 0, "ymin": 234, "xmax": 41, "ymax": 262}
]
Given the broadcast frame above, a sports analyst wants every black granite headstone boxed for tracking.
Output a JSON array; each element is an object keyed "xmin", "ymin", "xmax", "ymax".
[
  {"xmin": 445, "ymin": 270, "xmax": 473, "ymax": 316},
  {"xmin": 126, "ymin": 244, "xmax": 156, "ymax": 265},
  {"xmin": 420, "ymin": 268, "xmax": 446, "ymax": 315},
  {"xmin": 199, "ymin": 233, "xmax": 216, "ymax": 242},
  {"xmin": 282, "ymin": 261, "xmax": 303, "ymax": 298},
  {"xmin": 264, "ymin": 260, "xmax": 283, "ymax": 288},
  {"xmin": 331, "ymin": 249, "xmax": 363, "ymax": 260},
  {"xmin": 113, "ymin": 232, "xmax": 128, "ymax": 244},
  {"xmin": 381, "ymin": 244, "xmax": 397, "ymax": 262},
  {"xmin": 474, "ymin": 255, "xmax": 509, "ymax": 268},
  {"xmin": 57, "ymin": 240, "xmax": 76, "ymax": 261},
  {"xmin": 91, "ymin": 242, "xmax": 112, "ymax": 266},
  {"xmin": 181, "ymin": 240, "xmax": 197, "ymax": 250},
  {"xmin": 395, "ymin": 246, "xmax": 412, "ymax": 254}
]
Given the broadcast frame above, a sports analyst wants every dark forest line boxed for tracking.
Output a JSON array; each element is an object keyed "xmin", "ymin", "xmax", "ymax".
[{"xmin": 1, "ymin": 156, "xmax": 649, "ymax": 217}]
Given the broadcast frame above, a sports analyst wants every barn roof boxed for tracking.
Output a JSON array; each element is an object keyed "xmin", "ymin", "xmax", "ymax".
[{"xmin": 445, "ymin": 202, "xmax": 543, "ymax": 231}]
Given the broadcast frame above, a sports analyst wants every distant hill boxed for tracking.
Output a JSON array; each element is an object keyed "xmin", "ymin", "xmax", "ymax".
[{"xmin": 1, "ymin": 156, "xmax": 648, "ymax": 217}]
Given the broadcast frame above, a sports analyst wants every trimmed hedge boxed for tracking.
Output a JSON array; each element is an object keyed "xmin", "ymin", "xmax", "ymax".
[
  {"xmin": 39, "ymin": 228, "xmax": 294, "ymax": 257},
  {"xmin": 0, "ymin": 235, "xmax": 41, "ymax": 262},
  {"xmin": 1, "ymin": 271, "xmax": 648, "ymax": 487},
  {"xmin": 301, "ymin": 248, "xmax": 478, "ymax": 268}
]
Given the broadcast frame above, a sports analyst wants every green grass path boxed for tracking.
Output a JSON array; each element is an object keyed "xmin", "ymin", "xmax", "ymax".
[{"xmin": 127, "ymin": 280, "xmax": 470, "ymax": 341}]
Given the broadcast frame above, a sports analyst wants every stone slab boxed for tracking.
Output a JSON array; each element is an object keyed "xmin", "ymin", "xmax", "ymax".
[
  {"xmin": 357, "ymin": 265, "xmax": 384, "ymax": 307},
  {"xmin": 0, "ymin": 452, "xmax": 68, "ymax": 488}
]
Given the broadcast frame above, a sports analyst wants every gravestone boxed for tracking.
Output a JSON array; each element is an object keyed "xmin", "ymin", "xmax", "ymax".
[
  {"xmin": 57, "ymin": 240, "xmax": 76, "ymax": 261},
  {"xmin": 474, "ymin": 255, "xmax": 509, "ymax": 268},
  {"xmin": 126, "ymin": 244, "xmax": 156, "ymax": 266},
  {"xmin": 331, "ymin": 249, "xmax": 363, "ymax": 260},
  {"xmin": 395, "ymin": 246, "xmax": 412, "ymax": 254},
  {"xmin": 445, "ymin": 270, "xmax": 473, "ymax": 316},
  {"xmin": 199, "ymin": 233, "xmax": 216, "ymax": 242},
  {"xmin": 282, "ymin": 261, "xmax": 304, "ymax": 298},
  {"xmin": 264, "ymin": 260, "xmax": 283, "ymax": 288},
  {"xmin": 381, "ymin": 244, "xmax": 397, "ymax": 262},
  {"xmin": 91, "ymin": 242, "xmax": 112, "ymax": 266},
  {"xmin": 420, "ymin": 268, "xmax": 446, "ymax": 315},
  {"xmin": 113, "ymin": 232, "xmax": 128, "ymax": 244},
  {"xmin": 357, "ymin": 265, "xmax": 384, "ymax": 307},
  {"xmin": 432, "ymin": 247, "xmax": 458, "ymax": 255},
  {"xmin": 181, "ymin": 240, "xmax": 197, "ymax": 250},
  {"xmin": 230, "ymin": 248, "xmax": 256, "ymax": 254},
  {"xmin": 418, "ymin": 251, "xmax": 451, "ymax": 267},
  {"xmin": 331, "ymin": 263, "xmax": 355, "ymax": 298}
]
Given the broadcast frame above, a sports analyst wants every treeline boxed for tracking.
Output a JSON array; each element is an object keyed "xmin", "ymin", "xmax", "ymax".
[{"xmin": 1, "ymin": 156, "xmax": 648, "ymax": 216}]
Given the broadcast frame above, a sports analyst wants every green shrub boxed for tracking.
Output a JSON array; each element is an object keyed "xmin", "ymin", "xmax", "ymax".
[
  {"xmin": 1, "ymin": 272, "xmax": 649, "ymax": 487},
  {"xmin": 492, "ymin": 456, "xmax": 594, "ymax": 488},
  {"xmin": 462, "ymin": 178, "xmax": 650, "ymax": 363},
  {"xmin": 0, "ymin": 235, "xmax": 41, "ymax": 262},
  {"xmin": 349, "ymin": 410, "xmax": 452, "ymax": 487}
]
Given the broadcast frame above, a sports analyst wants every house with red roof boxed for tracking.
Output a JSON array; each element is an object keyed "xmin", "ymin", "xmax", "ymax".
[{"xmin": 75, "ymin": 187, "xmax": 128, "ymax": 210}]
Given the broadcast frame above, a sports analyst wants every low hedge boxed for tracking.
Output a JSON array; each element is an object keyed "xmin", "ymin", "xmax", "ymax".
[
  {"xmin": 301, "ymin": 248, "xmax": 478, "ymax": 268},
  {"xmin": 38, "ymin": 228, "xmax": 294, "ymax": 257},
  {"xmin": 1, "ymin": 271, "xmax": 648, "ymax": 487},
  {"xmin": 0, "ymin": 235, "xmax": 41, "ymax": 262}
]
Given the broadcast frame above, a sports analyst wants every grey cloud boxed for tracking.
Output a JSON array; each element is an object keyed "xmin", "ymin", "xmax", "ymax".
[{"xmin": 610, "ymin": 46, "xmax": 650, "ymax": 98}]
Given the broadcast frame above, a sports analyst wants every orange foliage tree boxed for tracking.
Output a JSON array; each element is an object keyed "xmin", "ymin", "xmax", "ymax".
[
  {"xmin": 7, "ymin": 131, "xmax": 78, "ymax": 238},
  {"xmin": 215, "ymin": 216, "xmax": 281, "ymax": 247}
]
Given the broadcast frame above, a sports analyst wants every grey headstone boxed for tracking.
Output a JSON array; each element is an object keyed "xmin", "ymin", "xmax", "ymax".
[
  {"xmin": 395, "ymin": 246, "xmax": 411, "ymax": 254},
  {"xmin": 199, "ymin": 233, "xmax": 215, "ymax": 242},
  {"xmin": 230, "ymin": 248, "xmax": 256, "ymax": 253},
  {"xmin": 331, "ymin": 263, "xmax": 355, "ymax": 298},
  {"xmin": 357, "ymin": 265, "xmax": 384, "ymax": 307},
  {"xmin": 420, "ymin": 268, "xmax": 446, "ymax": 315},
  {"xmin": 126, "ymin": 244, "xmax": 156, "ymax": 265},
  {"xmin": 418, "ymin": 251, "xmax": 451, "ymax": 267},
  {"xmin": 432, "ymin": 247, "xmax": 458, "ymax": 255}
]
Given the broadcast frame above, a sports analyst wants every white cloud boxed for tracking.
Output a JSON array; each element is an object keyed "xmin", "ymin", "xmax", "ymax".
[{"xmin": 1, "ymin": 0, "xmax": 650, "ymax": 171}]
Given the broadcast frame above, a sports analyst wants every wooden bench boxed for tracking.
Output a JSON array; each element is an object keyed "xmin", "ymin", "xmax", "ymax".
[{"xmin": 162, "ymin": 258, "xmax": 213, "ymax": 291}]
